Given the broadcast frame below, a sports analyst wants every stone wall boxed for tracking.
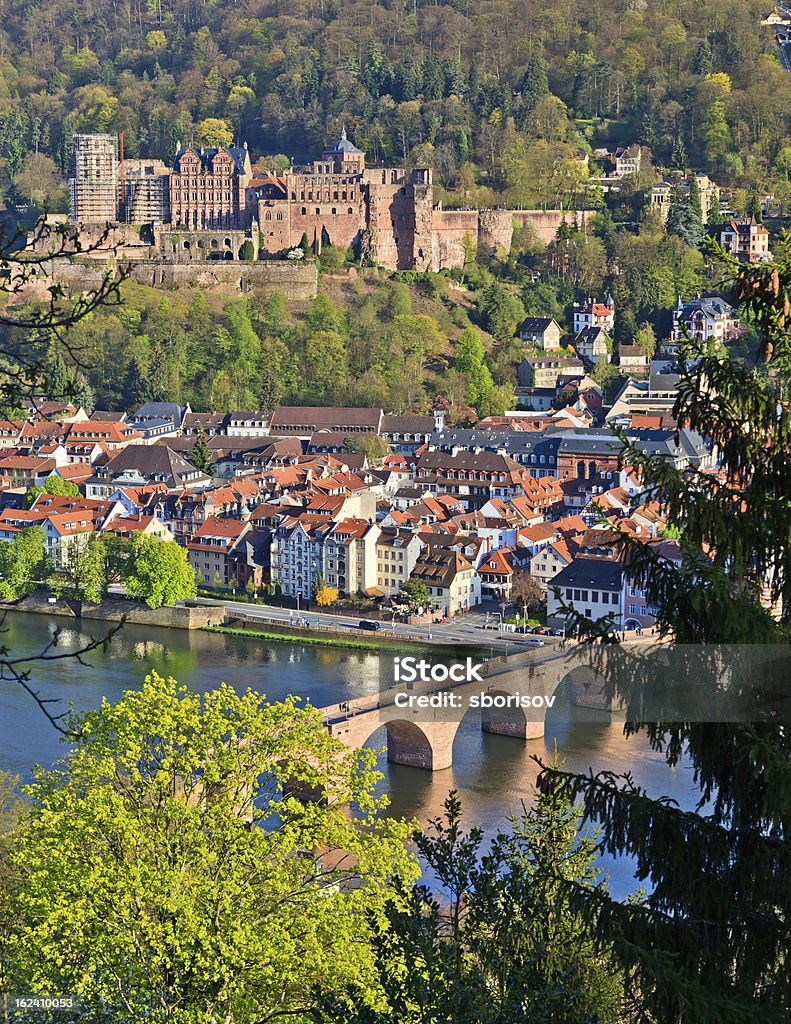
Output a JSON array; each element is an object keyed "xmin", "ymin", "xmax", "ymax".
[
  {"xmin": 258, "ymin": 199, "xmax": 364, "ymax": 257},
  {"xmin": 511, "ymin": 209, "xmax": 593, "ymax": 245},
  {"xmin": 430, "ymin": 209, "xmax": 479, "ymax": 271},
  {"xmin": 128, "ymin": 260, "xmax": 317, "ymax": 298}
]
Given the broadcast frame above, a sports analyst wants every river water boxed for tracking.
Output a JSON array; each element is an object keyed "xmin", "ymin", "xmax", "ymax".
[{"xmin": 0, "ymin": 611, "xmax": 699, "ymax": 899}]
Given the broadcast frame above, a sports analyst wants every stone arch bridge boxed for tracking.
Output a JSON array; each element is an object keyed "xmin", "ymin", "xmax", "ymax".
[{"xmin": 320, "ymin": 641, "xmax": 646, "ymax": 771}]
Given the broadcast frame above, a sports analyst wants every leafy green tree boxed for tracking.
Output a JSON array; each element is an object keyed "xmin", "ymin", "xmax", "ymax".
[
  {"xmin": 478, "ymin": 284, "xmax": 526, "ymax": 342},
  {"xmin": 701, "ymin": 97, "xmax": 732, "ymax": 168},
  {"xmin": 189, "ymin": 430, "xmax": 213, "ymax": 475},
  {"xmin": 193, "ymin": 117, "xmax": 234, "ymax": 148},
  {"xmin": 50, "ymin": 534, "xmax": 107, "ymax": 605},
  {"xmin": 340, "ymin": 434, "xmax": 390, "ymax": 463},
  {"xmin": 320, "ymin": 782, "xmax": 624, "ymax": 1023},
  {"xmin": 671, "ymin": 136, "xmax": 688, "ymax": 171},
  {"xmin": 238, "ymin": 239, "xmax": 255, "ymax": 262},
  {"xmin": 0, "ymin": 527, "xmax": 48, "ymax": 601},
  {"xmin": 396, "ymin": 579, "xmax": 430, "ymax": 612},
  {"xmin": 4, "ymin": 673, "xmax": 414, "ymax": 1022},
  {"xmin": 124, "ymin": 535, "xmax": 196, "ymax": 608},
  {"xmin": 633, "ymin": 321, "xmax": 657, "ymax": 356},
  {"xmin": 454, "ymin": 326, "xmax": 495, "ymax": 409},
  {"xmin": 519, "ymin": 54, "xmax": 549, "ymax": 113},
  {"xmin": 312, "ymin": 571, "xmax": 327, "ymax": 599}
]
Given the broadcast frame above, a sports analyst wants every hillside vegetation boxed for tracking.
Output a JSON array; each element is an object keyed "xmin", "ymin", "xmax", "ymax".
[{"xmin": 0, "ymin": 0, "xmax": 789, "ymax": 211}]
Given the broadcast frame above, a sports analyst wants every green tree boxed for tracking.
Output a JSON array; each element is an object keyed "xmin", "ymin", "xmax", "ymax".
[
  {"xmin": 478, "ymin": 284, "xmax": 525, "ymax": 342},
  {"xmin": 543, "ymin": 249, "xmax": 791, "ymax": 1022},
  {"xmin": 666, "ymin": 186, "xmax": 703, "ymax": 248},
  {"xmin": 396, "ymin": 579, "xmax": 430, "ymax": 612},
  {"xmin": 124, "ymin": 535, "xmax": 196, "ymax": 608},
  {"xmin": 0, "ymin": 527, "xmax": 48, "ymax": 601},
  {"xmin": 340, "ymin": 434, "xmax": 390, "ymax": 463},
  {"xmin": 312, "ymin": 571, "xmax": 327, "ymax": 599},
  {"xmin": 189, "ymin": 430, "xmax": 213, "ymax": 475},
  {"xmin": 701, "ymin": 97, "xmax": 731, "ymax": 169},
  {"xmin": 633, "ymin": 321, "xmax": 657, "ymax": 357},
  {"xmin": 671, "ymin": 136, "xmax": 688, "ymax": 171},
  {"xmin": 4, "ymin": 673, "xmax": 414, "ymax": 1021},
  {"xmin": 320, "ymin": 782, "xmax": 624, "ymax": 1023},
  {"xmin": 239, "ymin": 239, "xmax": 255, "ymax": 262},
  {"xmin": 194, "ymin": 117, "xmax": 234, "ymax": 148},
  {"xmin": 50, "ymin": 534, "xmax": 107, "ymax": 604}
]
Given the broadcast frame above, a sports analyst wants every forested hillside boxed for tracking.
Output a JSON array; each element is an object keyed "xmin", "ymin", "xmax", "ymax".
[{"xmin": 1, "ymin": 0, "xmax": 790, "ymax": 210}]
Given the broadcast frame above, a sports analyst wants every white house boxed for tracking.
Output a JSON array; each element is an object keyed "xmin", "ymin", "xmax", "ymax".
[{"xmin": 572, "ymin": 294, "xmax": 615, "ymax": 335}]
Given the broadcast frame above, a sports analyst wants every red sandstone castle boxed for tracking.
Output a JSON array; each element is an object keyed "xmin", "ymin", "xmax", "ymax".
[{"xmin": 70, "ymin": 131, "xmax": 588, "ymax": 272}]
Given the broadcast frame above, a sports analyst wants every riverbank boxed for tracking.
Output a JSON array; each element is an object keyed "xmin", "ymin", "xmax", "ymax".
[
  {"xmin": 0, "ymin": 594, "xmax": 225, "ymax": 630},
  {"xmin": 206, "ymin": 624, "xmax": 480, "ymax": 656}
]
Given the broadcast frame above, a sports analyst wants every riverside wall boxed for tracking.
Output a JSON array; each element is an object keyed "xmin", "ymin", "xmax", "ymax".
[{"xmin": 1, "ymin": 594, "xmax": 225, "ymax": 629}]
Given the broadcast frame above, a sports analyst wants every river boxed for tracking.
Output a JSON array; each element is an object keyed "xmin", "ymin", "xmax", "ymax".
[{"xmin": 0, "ymin": 611, "xmax": 699, "ymax": 899}]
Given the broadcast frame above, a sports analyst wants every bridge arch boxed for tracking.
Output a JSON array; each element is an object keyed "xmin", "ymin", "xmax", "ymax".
[{"xmin": 359, "ymin": 718, "xmax": 460, "ymax": 772}]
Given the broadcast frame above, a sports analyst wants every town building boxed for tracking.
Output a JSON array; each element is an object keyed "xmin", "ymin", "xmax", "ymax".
[
  {"xmin": 720, "ymin": 218, "xmax": 771, "ymax": 263},
  {"xmin": 572, "ymin": 295, "xmax": 615, "ymax": 335},
  {"xmin": 651, "ymin": 174, "xmax": 719, "ymax": 224},
  {"xmin": 573, "ymin": 327, "xmax": 610, "ymax": 364},
  {"xmin": 546, "ymin": 554, "xmax": 624, "ymax": 628},
  {"xmin": 618, "ymin": 346, "xmax": 650, "ymax": 375},
  {"xmin": 409, "ymin": 545, "xmax": 481, "ymax": 616},
  {"xmin": 610, "ymin": 145, "xmax": 642, "ymax": 177},
  {"xmin": 517, "ymin": 317, "xmax": 563, "ymax": 350},
  {"xmin": 375, "ymin": 528, "xmax": 423, "ymax": 598},
  {"xmin": 187, "ymin": 517, "xmax": 253, "ymax": 587},
  {"xmin": 518, "ymin": 354, "xmax": 585, "ymax": 390},
  {"xmin": 671, "ymin": 296, "xmax": 739, "ymax": 346}
]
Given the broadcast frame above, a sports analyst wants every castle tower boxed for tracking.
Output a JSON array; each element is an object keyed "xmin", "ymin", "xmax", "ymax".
[{"xmin": 69, "ymin": 134, "xmax": 120, "ymax": 224}]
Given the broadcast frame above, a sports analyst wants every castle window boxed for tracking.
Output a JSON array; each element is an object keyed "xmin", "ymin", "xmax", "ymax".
[
  {"xmin": 342, "ymin": 191, "xmax": 347, "ymax": 200},
  {"xmin": 348, "ymin": 208, "xmax": 353, "ymax": 214},
  {"xmin": 301, "ymin": 207, "xmax": 306, "ymax": 215},
  {"xmin": 331, "ymin": 208, "xmax": 336, "ymax": 215},
  {"xmin": 315, "ymin": 208, "xmax": 320, "ymax": 214},
  {"xmin": 265, "ymin": 211, "xmax": 272, "ymax": 221},
  {"xmin": 276, "ymin": 211, "xmax": 283, "ymax": 221}
]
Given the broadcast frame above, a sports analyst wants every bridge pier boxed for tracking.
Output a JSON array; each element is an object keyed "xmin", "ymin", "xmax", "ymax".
[{"xmin": 482, "ymin": 714, "xmax": 544, "ymax": 741}]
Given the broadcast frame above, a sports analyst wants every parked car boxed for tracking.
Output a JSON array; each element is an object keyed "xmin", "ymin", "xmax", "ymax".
[
  {"xmin": 358, "ymin": 619, "xmax": 381, "ymax": 632},
  {"xmin": 524, "ymin": 637, "xmax": 545, "ymax": 647}
]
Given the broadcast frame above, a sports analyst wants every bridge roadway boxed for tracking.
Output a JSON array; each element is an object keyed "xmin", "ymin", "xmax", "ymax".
[{"xmin": 320, "ymin": 641, "xmax": 643, "ymax": 771}]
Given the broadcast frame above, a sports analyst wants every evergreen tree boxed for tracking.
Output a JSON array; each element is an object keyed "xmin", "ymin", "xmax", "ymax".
[
  {"xmin": 671, "ymin": 136, "xmax": 688, "ymax": 171},
  {"xmin": 318, "ymin": 781, "xmax": 625, "ymax": 1023},
  {"xmin": 640, "ymin": 112, "xmax": 657, "ymax": 151},
  {"xmin": 189, "ymin": 430, "xmax": 213, "ymax": 475},
  {"xmin": 689, "ymin": 174, "xmax": 703, "ymax": 222},
  {"xmin": 692, "ymin": 39, "xmax": 715, "ymax": 76},
  {"xmin": 544, "ymin": 248, "xmax": 791, "ymax": 1023},
  {"xmin": 666, "ymin": 185, "xmax": 703, "ymax": 248},
  {"xmin": 748, "ymin": 191, "xmax": 763, "ymax": 222},
  {"xmin": 520, "ymin": 54, "xmax": 549, "ymax": 111}
]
